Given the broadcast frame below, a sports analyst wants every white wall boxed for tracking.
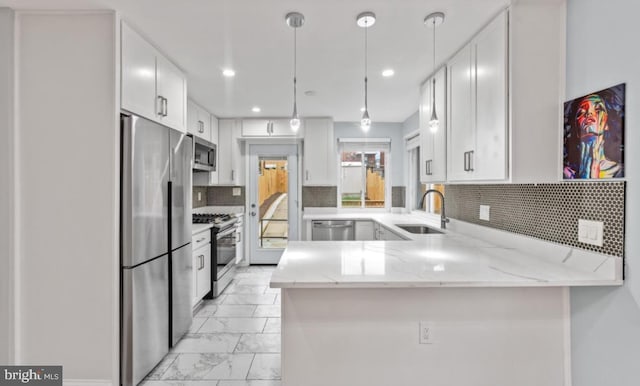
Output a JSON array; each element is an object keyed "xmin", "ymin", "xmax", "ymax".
[
  {"xmin": 334, "ymin": 122, "xmax": 405, "ymax": 186},
  {"xmin": 402, "ymin": 110, "xmax": 419, "ymax": 136},
  {"xmin": 0, "ymin": 7, "xmax": 15, "ymax": 365},
  {"xmin": 15, "ymin": 11, "xmax": 118, "ymax": 383},
  {"xmin": 566, "ymin": 1, "xmax": 640, "ymax": 385}
]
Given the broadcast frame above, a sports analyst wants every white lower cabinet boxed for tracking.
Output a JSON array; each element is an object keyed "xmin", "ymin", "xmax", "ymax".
[
  {"xmin": 355, "ymin": 221, "xmax": 375, "ymax": 241},
  {"xmin": 235, "ymin": 217, "xmax": 244, "ymax": 264},
  {"xmin": 355, "ymin": 221, "xmax": 405, "ymax": 241},
  {"xmin": 192, "ymin": 231, "xmax": 212, "ymax": 306},
  {"xmin": 375, "ymin": 223, "xmax": 405, "ymax": 240}
]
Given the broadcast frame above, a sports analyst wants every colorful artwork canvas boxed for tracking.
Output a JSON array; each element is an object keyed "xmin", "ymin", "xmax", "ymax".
[{"xmin": 563, "ymin": 83, "xmax": 625, "ymax": 179}]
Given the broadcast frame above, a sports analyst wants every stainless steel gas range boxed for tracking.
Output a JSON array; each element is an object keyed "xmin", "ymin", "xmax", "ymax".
[{"xmin": 193, "ymin": 213, "xmax": 239, "ymax": 297}]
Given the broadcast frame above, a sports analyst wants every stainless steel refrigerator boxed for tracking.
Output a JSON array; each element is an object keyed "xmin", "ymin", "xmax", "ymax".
[{"xmin": 120, "ymin": 114, "xmax": 193, "ymax": 386}]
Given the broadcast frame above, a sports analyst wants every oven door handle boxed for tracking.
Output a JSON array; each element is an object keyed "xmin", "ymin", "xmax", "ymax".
[{"xmin": 216, "ymin": 228, "xmax": 236, "ymax": 239}]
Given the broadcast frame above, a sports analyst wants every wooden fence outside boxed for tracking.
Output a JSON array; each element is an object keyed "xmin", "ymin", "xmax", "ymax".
[{"xmin": 258, "ymin": 161, "xmax": 288, "ymax": 207}]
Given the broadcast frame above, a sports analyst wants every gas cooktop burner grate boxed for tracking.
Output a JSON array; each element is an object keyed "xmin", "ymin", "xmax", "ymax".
[{"xmin": 192, "ymin": 213, "xmax": 234, "ymax": 224}]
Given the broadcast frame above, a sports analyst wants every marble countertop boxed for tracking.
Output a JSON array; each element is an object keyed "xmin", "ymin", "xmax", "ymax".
[
  {"xmin": 192, "ymin": 223, "xmax": 213, "ymax": 235},
  {"xmin": 270, "ymin": 212, "xmax": 623, "ymax": 289}
]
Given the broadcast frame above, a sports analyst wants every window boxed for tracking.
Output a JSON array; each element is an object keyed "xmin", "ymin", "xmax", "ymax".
[{"xmin": 338, "ymin": 140, "xmax": 390, "ymax": 209}]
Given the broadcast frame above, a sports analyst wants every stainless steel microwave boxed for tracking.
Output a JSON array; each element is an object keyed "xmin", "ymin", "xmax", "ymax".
[{"xmin": 192, "ymin": 136, "xmax": 216, "ymax": 172}]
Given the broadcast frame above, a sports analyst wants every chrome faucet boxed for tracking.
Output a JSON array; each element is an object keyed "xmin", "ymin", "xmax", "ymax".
[{"xmin": 420, "ymin": 189, "xmax": 450, "ymax": 229}]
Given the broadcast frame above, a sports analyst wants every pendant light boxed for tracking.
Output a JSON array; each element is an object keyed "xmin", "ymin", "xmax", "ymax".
[
  {"xmin": 286, "ymin": 12, "xmax": 304, "ymax": 132},
  {"xmin": 357, "ymin": 12, "xmax": 376, "ymax": 132},
  {"xmin": 424, "ymin": 12, "xmax": 445, "ymax": 133}
]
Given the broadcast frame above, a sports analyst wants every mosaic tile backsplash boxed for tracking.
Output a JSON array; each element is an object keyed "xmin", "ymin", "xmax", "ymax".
[
  {"xmin": 445, "ymin": 182, "xmax": 625, "ymax": 257},
  {"xmin": 206, "ymin": 186, "xmax": 246, "ymax": 206},
  {"xmin": 192, "ymin": 186, "xmax": 208, "ymax": 208},
  {"xmin": 392, "ymin": 186, "xmax": 406, "ymax": 208},
  {"xmin": 302, "ymin": 186, "xmax": 338, "ymax": 208}
]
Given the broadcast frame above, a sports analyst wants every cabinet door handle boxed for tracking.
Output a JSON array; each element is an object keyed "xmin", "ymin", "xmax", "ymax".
[
  {"xmin": 198, "ymin": 255, "xmax": 205, "ymax": 270},
  {"xmin": 157, "ymin": 96, "xmax": 164, "ymax": 116},
  {"xmin": 468, "ymin": 150, "xmax": 474, "ymax": 172},
  {"xmin": 163, "ymin": 97, "xmax": 168, "ymax": 117},
  {"xmin": 198, "ymin": 121, "xmax": 204, "ymax": 133},
  {"xmin": 196, "ymin": 237, "xmax": 206, "ymax": 243},
  {"xmin": 463, "ymin": 152, "xmax": 469, "ymax": 172},
  {"xmin": 306, "ymin": 170, "xmax": 309, "ymax": 181}
]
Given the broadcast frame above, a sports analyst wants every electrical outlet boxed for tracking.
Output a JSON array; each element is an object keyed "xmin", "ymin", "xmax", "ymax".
[
  {"xmin": 578, "ymin": 219, "xmax": 604, "ymax": 247},
  {"xmin": 232, "ymin": 188, "xmax": 241, "ymax": 196},
  {"xmin": 479, "ymin": 205, "xmax": 490, "ymax": 221},
  {"xmin": 197, "ymin": 192, "xmax": 202, "ymax": 201},
  {"xmin": 419, "ymin": 322, "xmax": 434, "ymax": 344}
]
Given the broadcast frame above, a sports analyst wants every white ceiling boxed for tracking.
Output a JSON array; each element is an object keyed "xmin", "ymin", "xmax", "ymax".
[{"xmin": 1, "ymin": 0, "xmax": 510, "ymax": 122}]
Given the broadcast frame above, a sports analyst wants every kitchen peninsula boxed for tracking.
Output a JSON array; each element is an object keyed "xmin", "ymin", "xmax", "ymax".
[{"xmin": 270, "ymin": 213, "xmax": 622, "ymax": 386}]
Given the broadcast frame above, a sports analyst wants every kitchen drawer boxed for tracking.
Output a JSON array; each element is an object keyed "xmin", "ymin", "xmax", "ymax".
[
  {"xmin": 194, "ymin": 244, "xmax": 212, "ymax": 301},
  {"xmin": 192, "ymin": 230, "xmax": 211, "ymax": 250}
]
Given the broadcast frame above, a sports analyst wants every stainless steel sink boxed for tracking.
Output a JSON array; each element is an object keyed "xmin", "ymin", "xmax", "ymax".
[{"xmin": 395, "ymin": 225, "xmax": 444, "ymax": 234}]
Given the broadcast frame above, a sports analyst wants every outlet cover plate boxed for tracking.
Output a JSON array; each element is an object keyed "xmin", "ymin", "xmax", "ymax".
[
  {"xmin": 479, "ymin": 205, "xmax": 490, "ymax": 221},
  {"xmin": 578, "ymin": 219, "xmax": 604, "ymax": 247},
  {"xmin": 232, "ymin": 188, "xmax": 241, "ymax": 196},
  {"xmin": 419, "ymin": 321, "xmax": 434, "ymax": 344}
]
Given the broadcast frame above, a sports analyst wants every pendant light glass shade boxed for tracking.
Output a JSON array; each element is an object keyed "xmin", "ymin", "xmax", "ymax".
[
  {"xmin": 290, "ymin": 99, "xmax": 301, "ymax": 131},
  {"xmin": 361, "ymin": 109, "xmax": 371, "ymax": 132},
  {"xmin": 429, "ymin": 78, "xmax": 439, "ymax": 133},
  {"xmin": 357, "ymin": 12, "xmax": 375, "ymax": 132},
  {"xmin": 425, "ymin": 12, "xmax": 444, "ymax": 134},
  {"xmin": 286, "ymin": 12, "xmax": 304, "ymax": 132}
]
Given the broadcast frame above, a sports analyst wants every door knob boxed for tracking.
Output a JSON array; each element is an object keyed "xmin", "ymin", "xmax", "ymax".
[{"xmin": 250, "ymin": 211, "xmax": 256, "ymax": 216}]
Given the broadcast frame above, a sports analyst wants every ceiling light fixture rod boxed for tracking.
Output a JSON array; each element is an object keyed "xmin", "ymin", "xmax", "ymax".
[
  {"xmin": 357, "ymin": 11, "xmax": 375, "ymax": 132},
  {"xmin": 286, "ymin": 12, "xmax": 304, "ymax": 132},
  {"xmin": 424, "ymin": 11, "xmax": 444, "ymax": 134}
]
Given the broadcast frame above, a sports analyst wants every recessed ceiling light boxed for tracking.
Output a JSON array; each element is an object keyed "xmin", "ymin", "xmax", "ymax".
[
  {"xmin": 382, "ymin": 69, "xmax": 395, "ymax": 77},
  {"xmin": 222, "ymin": 69, "xmax": 236, "ymax": 77},
  {"xmin": 252, "ymin": 106, "xmax": 261, "ymax": 113}
]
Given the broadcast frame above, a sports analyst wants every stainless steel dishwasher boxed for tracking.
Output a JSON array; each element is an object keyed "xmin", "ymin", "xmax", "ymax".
[{"xmin": 311, "ymin": 220, "xmax": 355, "ymax": 241}]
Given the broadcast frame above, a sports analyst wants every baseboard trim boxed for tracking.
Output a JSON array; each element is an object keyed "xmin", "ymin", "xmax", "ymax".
[{"xmin": 64, "ymin": 379, "xmax": 113, "ymax": 386}]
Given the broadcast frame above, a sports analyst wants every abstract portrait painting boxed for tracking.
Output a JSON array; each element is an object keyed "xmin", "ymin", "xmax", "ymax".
[{"xmin": 563, "ymin": 83, "xmax": 625, "ymax": 179}]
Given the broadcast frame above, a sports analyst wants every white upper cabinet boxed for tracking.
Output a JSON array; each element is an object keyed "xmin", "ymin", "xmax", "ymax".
[
  {"xmin": 187, "ymin": 99, "xmax": 213, "ymax": 142},
  {"xmin": 447, "ymin": 11, "xmax": 507, "ymax": 182},
  {"xmin": 156, "ymin": 55, "xmax": 187, "ymax": 131},
  {"xmin": 241, "ymin": 119, "xmax": 304, "ymax": 137},
  {"xmin": 419, "ymin": 67, "xmax": 447, "ymax": 183},
  {"xmin": 447, "ymin": 45, "xmax": 475, "ymax": 181},
  {"xmin": 121, "ymin": 22, "xmax": 156, "ymax": 121},
  {"xmin": 270, "ymin": 118, "xmax": 304, "ymax": 137},
  {"xmin": 210, "ymin": 115, "xmax": 219, "ymax": 145},
  {"xmin": 241, "ymin": 119, "xmax": 270, "ymax": 137},
  {"xmin": 441, "ymin": 5, "xmax": 563, "ymax": 183},
  {"xmin": 217, "ymin": 119, "xmax": 243, "ymax": 185},
  {"xmin": 121, "ymin": 21, "xmax": 187, "ymax": 132},
  {"xmin": 473, "ymin": 10, "xmax": 507, "ymax": 181},
  {"xmin": 303, "ymin": 118, "xmax": 336, "ymax": 186}
]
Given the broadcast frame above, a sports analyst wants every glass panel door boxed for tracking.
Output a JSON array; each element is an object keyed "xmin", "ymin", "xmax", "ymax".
[{"xmin": 257, "ymin": 158, "xmax": 289, "ymax": 249}]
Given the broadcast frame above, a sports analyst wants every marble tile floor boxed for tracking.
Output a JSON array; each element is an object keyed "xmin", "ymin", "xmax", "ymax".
[{"xmin": 141, "ymin": 265, "xmax": 281, "ymax": 386}]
